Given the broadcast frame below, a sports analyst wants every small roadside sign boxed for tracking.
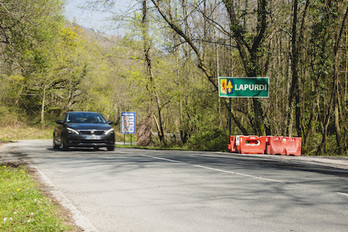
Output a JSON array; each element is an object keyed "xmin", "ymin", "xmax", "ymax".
[
  {"xmin": 219, "ymin": 77, "xmax": 269, "ymax": 98},
  {"xmin": 121, "ymin": 112, "xmax": 135, "ymax": 134}
]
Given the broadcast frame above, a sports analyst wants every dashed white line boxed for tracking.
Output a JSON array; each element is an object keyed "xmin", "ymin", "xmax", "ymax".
[
  {"xmin": 193, "ymin": 164, "xmax": 283, "ymax": 183},
  {"xmin": 140, "ymin": 154, "xmax": 283, "ymax": 183},
  {"xmin": 141, "ymin": 155, "xmax": 184, "ymax": 164},
  {"xmin": 337, "ymin": 192, "xmax": 348, "ymax": 197}
]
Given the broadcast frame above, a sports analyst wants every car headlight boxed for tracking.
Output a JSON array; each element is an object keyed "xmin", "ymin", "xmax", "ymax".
[
  {"xmin": 104, "ymin": 128, "xmax": 114, "ymax": 135},
  {"xmin": 67, "ymin": 128, "xmax": 79, "ymax": 134}
]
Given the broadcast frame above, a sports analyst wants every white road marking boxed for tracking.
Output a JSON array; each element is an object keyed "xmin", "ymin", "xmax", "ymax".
[
  {"xmin": 142, "ymin": 155, "xmax": 184, "ymax": 163},
  {"xmin": 140, "ymin": 154, "xmax": 283, "ymax": 183},
  {"xmin": 193, "ymin": 164, "xmax": 283, "ymax": 183},
  {"xmin": 337, "ymin": 192, "xmax": 348, "ymax": 197}
]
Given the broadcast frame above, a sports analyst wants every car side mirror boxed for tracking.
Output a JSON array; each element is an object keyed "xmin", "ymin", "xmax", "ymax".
[
  {"xmin": 107, "ymin": 120, "xmax": 113, "ymax": 125},
  {"xmin": 56, "ymin": 120, "xmax": 64, "ymax": 125}
]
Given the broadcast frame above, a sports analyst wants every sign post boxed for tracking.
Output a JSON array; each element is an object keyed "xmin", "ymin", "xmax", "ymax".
[
  {"xmin": 218, "ymin": 77, "xmax": 269, "ymax": 135},
  {"xmin": 121, "ymin": 112, "xmax": 136, "ymax": 145}
]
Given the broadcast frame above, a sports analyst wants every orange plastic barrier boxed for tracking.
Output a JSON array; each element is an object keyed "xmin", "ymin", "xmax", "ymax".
[
  {"xmin": 266, "ymin": 136, "xmax": 302, "ymax": 156},
  {"xmin": 235, "ymin": 135, "xmax": 243, "ymax": 153},
  {"xmin": 266, "ymin": 136, "xmax": 286, "ymax": 155},
  {"xmin": 228, "ymin": 136, "xmax": 237, "ymax": 153},
  {"xmin": 228, "ymin": 135, "xmax": 301, "ymax": 156},
  {"xmin": 284, "ymin": 137, "xmax": 302, "ymax": 156},
  {"xmin": 240, "ymin": 136, "xmax": 267, "ymax": 154}
]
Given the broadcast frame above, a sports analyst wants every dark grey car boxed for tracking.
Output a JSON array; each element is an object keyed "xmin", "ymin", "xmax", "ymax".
[{"xmin": 53, "ymin": 111, "xmax": 115, "ymax": 151}]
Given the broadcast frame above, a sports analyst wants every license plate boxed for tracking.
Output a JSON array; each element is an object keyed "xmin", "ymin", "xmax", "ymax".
[{"xmin": 84, "ymin": 135, "xmax": 102, "ymax": 140}]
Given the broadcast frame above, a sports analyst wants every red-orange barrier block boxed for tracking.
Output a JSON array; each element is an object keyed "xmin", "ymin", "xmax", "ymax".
[
  {"xmin": 284, "ymin": 137, "xmax": 302, "ymax": 156},
  {"xmin": 228, "ymin": 136, "xmax": 237, "ymax": 153},
  {"xmin": 235, "ymin": 135, "xmax": 243, "ymax": 153},
  {"xmin": 267, "ymin": 136, "xmax": 286, "ymax": 155},
  {"xmin": 240, "ymin": 136, "xmax": 267, "ymax": 154}
]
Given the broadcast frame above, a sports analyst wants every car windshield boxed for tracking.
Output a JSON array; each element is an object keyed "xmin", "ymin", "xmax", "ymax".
[{"xmin": 66, "ymin": 113, "xmax": 107, "ymax": 124}]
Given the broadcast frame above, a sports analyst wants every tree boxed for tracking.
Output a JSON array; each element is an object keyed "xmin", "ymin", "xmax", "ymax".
[
  {"xmin": 150, "ymin": 0, "xmax": 250, "ymax": 135},
  {"xmin": 0, "ymin": 0, "xmax": 65, "ymax": 122}
]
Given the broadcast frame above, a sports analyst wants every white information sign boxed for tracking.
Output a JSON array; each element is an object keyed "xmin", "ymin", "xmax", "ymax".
[{"xmin": 121, "ymin": 112, "xmax": 136, "ymax": 134}]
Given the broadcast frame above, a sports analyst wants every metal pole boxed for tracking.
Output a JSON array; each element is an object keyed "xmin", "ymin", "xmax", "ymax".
[
  {"xmin": 229, "ymin": 98, "xmax": 232, "ymax": 136},
  {"xmin": 254, "ymin": 99, "xmax": 258, "ymax": 135}
]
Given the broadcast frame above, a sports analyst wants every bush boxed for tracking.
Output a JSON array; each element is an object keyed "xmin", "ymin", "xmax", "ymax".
[
  {"xmin": 0, "ymin": 106, "xmax": 20, "ymax": 127},
  {"xmin": 186, "ymin": 127, "xmax": 228, "ymax": 151}
]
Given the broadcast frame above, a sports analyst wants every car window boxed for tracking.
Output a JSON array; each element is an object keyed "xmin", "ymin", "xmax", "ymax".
[{"xmin": 66, "ymin": 113, "xmax": 106, "ymax": 123}]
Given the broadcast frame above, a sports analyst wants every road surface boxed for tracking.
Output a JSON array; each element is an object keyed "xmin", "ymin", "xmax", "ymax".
[{"xmin": 2, "ymin": 140, "xmax": 348, "ymax": 232}]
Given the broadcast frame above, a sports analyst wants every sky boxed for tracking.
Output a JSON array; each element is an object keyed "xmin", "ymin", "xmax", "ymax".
[{"xmin": 64, "ymin": 0, "xmax": 132, "ymax": 35}]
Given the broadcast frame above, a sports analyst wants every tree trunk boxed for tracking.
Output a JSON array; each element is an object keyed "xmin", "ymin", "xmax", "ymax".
[
  {"xmin": 41, "ymin": 85, "xmax": 46, "ymax": 126},
  {"xmin": 142, "ymin": 0, "xmax": 166, "ymax": 146},
  {"xmin": 333, "ymin": 6, "xmax": 348, "ymax": 155},
  {"xmin": 288, "ymin": 0, "xmax": 301, "ymax": 137},
  {"xmin": 222, "ymin": 0, "xmax": 270, "ymax": 135}
]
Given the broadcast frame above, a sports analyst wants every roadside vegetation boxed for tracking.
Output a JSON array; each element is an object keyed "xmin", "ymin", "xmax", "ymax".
[
  {"xmin": 0, "ymin": 126, "xmax": 52, "ymax": 142},
  {"xmin": 0, "ymin": 0, "xmax": 347, "ymax": 155},
  {"xmin": 0, "ymin": 164, "xmax": 79, "ymax": 231}
]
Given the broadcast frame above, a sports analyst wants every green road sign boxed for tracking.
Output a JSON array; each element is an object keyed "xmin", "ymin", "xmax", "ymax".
[{"xmin": 219, "ymin": 77, "xmax": 269, "ymax": 98}]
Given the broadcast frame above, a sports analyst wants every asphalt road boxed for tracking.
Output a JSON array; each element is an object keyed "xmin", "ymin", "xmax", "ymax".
[{"xmin": 2, "ymin": 140, "xmax": 348, "ymax": 232}]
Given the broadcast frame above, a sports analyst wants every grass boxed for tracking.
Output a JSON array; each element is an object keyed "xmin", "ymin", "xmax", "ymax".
[{"xmin": 0, "ymin": 164, "xmax": 79, "ymax": 231}]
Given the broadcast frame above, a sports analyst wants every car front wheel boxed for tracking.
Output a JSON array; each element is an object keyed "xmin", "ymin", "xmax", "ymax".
[
  {"xmin": 53, "ymin": 136, "xmax": 60, "ymax": 150},
  {"xmin": 107, "ymin": 145, "xmax": 115, "ymax": 151},
  {"xmin": 60, "ymin": 135, "xmax": 69, "ymax": 151}
]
